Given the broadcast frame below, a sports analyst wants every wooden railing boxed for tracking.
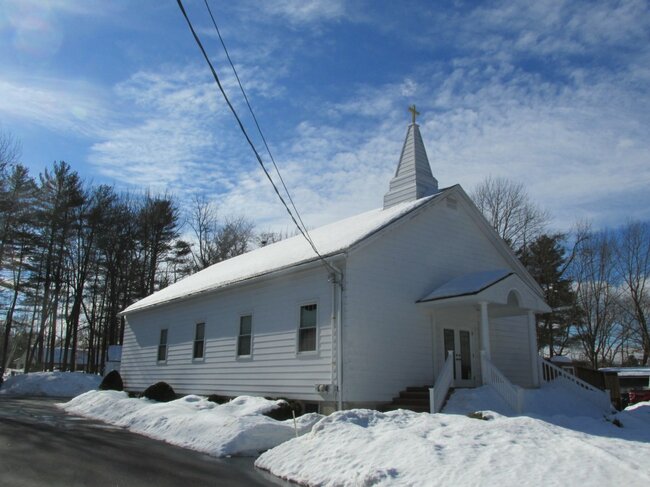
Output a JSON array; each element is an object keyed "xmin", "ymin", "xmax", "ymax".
[
  {"xmin": 430, "ymin": 351, "xmax": 454, "ymax": 413},
  {"xmin": 480, "ymin": 351, "xmax": 524, "ymax": 413},
  {"xmin": 539, "ymin": 357, "xmax": 612, "ymax": 410}
]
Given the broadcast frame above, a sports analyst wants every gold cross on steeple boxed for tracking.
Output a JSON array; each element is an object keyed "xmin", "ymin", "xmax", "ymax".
[{"xmin": 408, "ymin": 104, "xmax": 420, "ymax": 124}]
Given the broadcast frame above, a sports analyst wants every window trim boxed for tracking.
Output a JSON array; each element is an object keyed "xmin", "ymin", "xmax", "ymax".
[
  {"xmin": 193, "ymin": 322, "xmax": 206, "ymax": 361},
  {"xmin": 236, "ymin": 314, "xmax": 253, "ymax": 358},
  {"xmin": 296, "ymin": 301, "xmax": 319, "ymax": 355},
  {"xmin": 157, "ymin": 328, "xmax": 168, "ymax": 363}
]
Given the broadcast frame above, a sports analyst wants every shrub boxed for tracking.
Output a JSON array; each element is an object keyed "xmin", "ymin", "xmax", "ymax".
[
  {"xmin": 263, "ymin": 398, "xmax": 303, "ymax": 421},
  {"xmin": 207, "ymin": 394, "xmax": 231, "ymax": 404},
  {"xmin": 99, "ymin": 370, "xmax": 124, "ymax": 391},
  {"xmin": 142, "ymin": 381, "xmax": 176, "ymax": 402},
  {"xmin": 467, "ymin": 411, "xmax": 492, "ymax": 421}
]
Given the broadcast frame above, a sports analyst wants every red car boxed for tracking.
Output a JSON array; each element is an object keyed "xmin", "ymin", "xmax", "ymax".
[{"xmin": 628, "ymin": 389, "xmax": 650, "ymax": 404}]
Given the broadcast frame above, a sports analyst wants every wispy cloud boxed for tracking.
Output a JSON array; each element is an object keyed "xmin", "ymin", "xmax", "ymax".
[
  {"xmin": 252, "ymin": 0, "xmax": 346, "ymax": 25},
  {"xmin": 1, "ymin": 0, "xmax": 648, "ymax": 235},
  {"xmin": 0, "ymin": 76, "xmax": 110, "ymax": 137},
  {"xmin": 215, "ymin": 48, "xmax": 650, "ymax": 232}
]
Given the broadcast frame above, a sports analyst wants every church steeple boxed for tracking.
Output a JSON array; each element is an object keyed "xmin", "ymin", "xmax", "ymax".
[{"xmin": 383, "ymin": 105, "xmax": 439, "ymax": 209}]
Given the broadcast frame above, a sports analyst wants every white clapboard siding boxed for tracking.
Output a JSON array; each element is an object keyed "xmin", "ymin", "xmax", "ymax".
[
  {"xmin": 489, "ymin": 315, "xmax": 534, "ymax": 387},
  {"xmin": 343, "ymin": 195, "xmax": 514, "ymax": 402},
  {"xmin": 121, "ymin": 265, "xmax": 336, "ymax": 399}
]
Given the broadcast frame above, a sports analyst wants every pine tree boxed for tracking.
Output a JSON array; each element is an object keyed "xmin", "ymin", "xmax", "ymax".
[{"xmin": 519, "ymin": 234, "xmax": 579, "ymax": 357}]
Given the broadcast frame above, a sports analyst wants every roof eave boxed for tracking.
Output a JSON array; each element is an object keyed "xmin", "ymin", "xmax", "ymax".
[{"xmin": 120, "ymin": 251, "xmax": 347, "ymax": 317}]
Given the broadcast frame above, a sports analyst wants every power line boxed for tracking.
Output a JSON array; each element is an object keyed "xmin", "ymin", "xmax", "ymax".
[
  {"xmin": 176, "ymin": 0, "xmax": 339, "ymax": 277},
  {"xmin": 202, "ymin": 0, "xmax": 313, "ymax": 244}
]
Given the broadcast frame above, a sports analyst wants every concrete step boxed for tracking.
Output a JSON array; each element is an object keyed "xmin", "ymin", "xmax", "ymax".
[
  {"xmin": 405, "ymin": 386, "xmax": 432, "ymax": 392},
  {"xmin": 382, "ymin": 402, "xmax": 430, "ymax": 413},
  {"xmin": 382, "ymin": 385, "xmax": 434, "ymax": 413},
  {"xmin": 399, "ymin": 390, "xmax": 429, "ymax": 400}
]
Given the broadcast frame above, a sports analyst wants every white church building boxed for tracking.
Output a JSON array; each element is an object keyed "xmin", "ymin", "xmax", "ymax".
[{"xmin": 120, "ymin": 109, "xmax": 553, "ymax": 413}]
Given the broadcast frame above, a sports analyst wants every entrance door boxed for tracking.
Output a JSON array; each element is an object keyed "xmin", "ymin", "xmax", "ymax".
[{"xmin": 443, "ymin": 328, "xmax": 475, "ymax": 387}]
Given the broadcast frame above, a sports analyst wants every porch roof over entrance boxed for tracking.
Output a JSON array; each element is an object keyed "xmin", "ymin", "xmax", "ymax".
[{"xmin": 417, "ymin": 269, "xmax": 551, "ymax": 314}]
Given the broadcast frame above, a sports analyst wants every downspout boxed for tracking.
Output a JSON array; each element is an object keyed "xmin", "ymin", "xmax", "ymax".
[{"xmin": 328, "ymin": 263, "xmax": 344, "ymax": 411}]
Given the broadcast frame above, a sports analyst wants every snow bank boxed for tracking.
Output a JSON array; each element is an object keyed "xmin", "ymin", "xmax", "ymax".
[
  {"xmin": 256, "ymin": 407, "xmax": 650, "ymax": 486},
  {"xmin": 625, "ymin": 400, "xmax": 650, "ymax": 418},
  {"xmin": 0, "ymin": 371, "xmax": 101, "ymax": 397},
  {"xmin": 618, "ymin": 400, "xmax": 650, "ymax": 431},
  {"xmin": 445, "ymin": 382, "xmax": 613, "ymax": 419},
  {"xmin": 61, "ymin": 391, "xmax": 322, "ymax": 457},
  {"xmin": 443, "ymin": 385, "xmax": 515, "ymax": 416}
]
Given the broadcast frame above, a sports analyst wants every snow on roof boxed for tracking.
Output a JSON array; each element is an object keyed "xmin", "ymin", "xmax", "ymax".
[
  {"xmin": 418, "ymin": 268, "xmax": 512, "ymax": 302},
  {"xmin": 550, "ymin": 355, "xmax": 573, "ymax": 364},
  {"xmin": 599, "ymin": 367, "xmax": 650, "ymax": 377},
  {"xmin": 123, "ymin": 192, "xmax": 446, "ymax": 315}
]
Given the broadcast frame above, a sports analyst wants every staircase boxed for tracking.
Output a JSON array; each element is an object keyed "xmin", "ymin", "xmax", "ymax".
[{"xmin": 382, "ymin": 385, "xmax": 436, "ymax": 413}]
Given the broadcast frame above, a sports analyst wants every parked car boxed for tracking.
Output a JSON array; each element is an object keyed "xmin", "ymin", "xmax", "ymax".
[{"xmin": 628, "ymin": 389, "xmax": 650, "ymax": 405}]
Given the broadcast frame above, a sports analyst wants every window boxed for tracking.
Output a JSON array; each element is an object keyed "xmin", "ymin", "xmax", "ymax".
[
  {"xmin": 237, "ymin": 315, "xmax": 252, "ymax": 356},
  {"xmin": 298, "ymin": 303, "xmax": 317, "ymax": 352},
  {"xmin": 193, "ymin": 322, "xmax": 205, "ymax": 359},
  {"xmin": 157, "ymin": 329, "xmax": 168, "ymax": 362}
]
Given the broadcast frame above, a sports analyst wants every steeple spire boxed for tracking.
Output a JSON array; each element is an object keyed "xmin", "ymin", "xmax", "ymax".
[
  {"xmin": 408, "ymin": 104, "xmax": 419, "ymax": 124},
  {"xmin": 383, "ymin": 106, "xmax": 439, "ymax": 209}
]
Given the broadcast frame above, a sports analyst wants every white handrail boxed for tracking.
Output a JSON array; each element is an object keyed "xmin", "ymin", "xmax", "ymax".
[
  {"xmin": 480, "ymin": 351, "xmax": 524, "ymax": 413},
  {"xmin": 539, "ymin": 357, "xmax": 600, "ymax": 392},
  {"xmin": 430, "ymin": 351, "xmax": 454, "ymax": 413},
  {"xmin": 539, "ymin": 357, "xmax": 611, "ymax": 409}
]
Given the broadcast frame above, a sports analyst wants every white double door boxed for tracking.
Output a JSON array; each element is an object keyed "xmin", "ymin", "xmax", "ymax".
[{"xmin": 442, "ymin": 327, "xmax": 477, "ymax": 387}]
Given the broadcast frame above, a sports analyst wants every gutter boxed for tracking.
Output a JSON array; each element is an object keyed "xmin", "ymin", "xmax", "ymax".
[{"xmin": 328, "ymin": 261, "xmax": 344, "ymax": 411}]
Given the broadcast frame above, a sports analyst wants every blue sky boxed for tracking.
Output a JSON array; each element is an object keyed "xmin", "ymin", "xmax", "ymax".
[{"xmin": 1, "ymin": 0, "xmax": 649, "ymax": 234}]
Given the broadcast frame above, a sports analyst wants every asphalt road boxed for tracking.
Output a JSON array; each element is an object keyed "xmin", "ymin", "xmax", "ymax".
[{"xmin": 0, "ymin": 396, "xmax": 288, "ymax": 487}]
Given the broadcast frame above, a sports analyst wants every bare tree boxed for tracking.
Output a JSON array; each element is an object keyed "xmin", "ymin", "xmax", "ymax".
[
  {"xmin": 188, "ymin": 195, "xmax": 219, "ymax": 270},
  {"xmin": 570, "ymin": 226, "xmax": 621, "ymax": 368},
  {"xmin": 187, "ymin": 196, "xmax": 255, "ymax": 271},
  {"xmin": 471, "ymin": 176, "xmax": 549, "ymax": 252},
  {"xmin": 616, "ymin": 221, "xmax": 650, "ymax": 364},
  {"xmin": 256, "ymin": 229, "xmax": 291, "ymax": 247},
  {"xmin": 213, "ymin": 217, "xmax": 255, "ymax": 262},
  {"xmin": 0, "ymin": 128, "xmax": 21, "ymax": 169}
]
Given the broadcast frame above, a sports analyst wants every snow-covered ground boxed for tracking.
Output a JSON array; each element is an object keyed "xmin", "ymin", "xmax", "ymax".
[
  {"xmin": 256, "ymin": 385, "xmax": 650, "ymax": 486},
  {"xmin": 444, "ymin": 382, "xmax": 612, "ymax": 419},
  {"xmin": 61, "ymin": 391, "xmax": 322, "ymax": 457},
  {"xmin": 0, "ymin": 371, "xmax": 101, "ymax": 397},
  {"xmin": 6, "ymin": 372, "xmax": 650, "ymax": 485}
]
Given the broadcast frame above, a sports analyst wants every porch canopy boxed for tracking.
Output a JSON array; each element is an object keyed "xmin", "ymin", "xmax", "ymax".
[
  {"xmin": 417, "ymin": 269, "xmax": 550, "ymax": 388},
  {"xmin": 416, "ymin": 269, "xmax": 550, "ymax": 316}
]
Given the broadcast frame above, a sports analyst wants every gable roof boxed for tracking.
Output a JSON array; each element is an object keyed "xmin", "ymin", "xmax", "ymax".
[
  {"xmin": 122, "ymin": 190, "xmax": 449, "ymax": 315},
  {"xmin": 450, "ymin": 186, "xmax": 546, "ymax": 298}
]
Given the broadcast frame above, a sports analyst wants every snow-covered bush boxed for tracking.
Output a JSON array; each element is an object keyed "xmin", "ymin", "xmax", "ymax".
[{"xmin": 263, "ymin": 398, "xmax": 301, "ymax": 421}]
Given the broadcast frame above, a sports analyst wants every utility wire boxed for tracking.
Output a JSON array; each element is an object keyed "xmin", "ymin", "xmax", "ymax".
[
  {"xmin": 202, "ymin": 0, "xmax": 313, "ymax": 244},
  {"xmin": 176, "ymin": 0, "xmax": 339, "ymax": 277}
]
